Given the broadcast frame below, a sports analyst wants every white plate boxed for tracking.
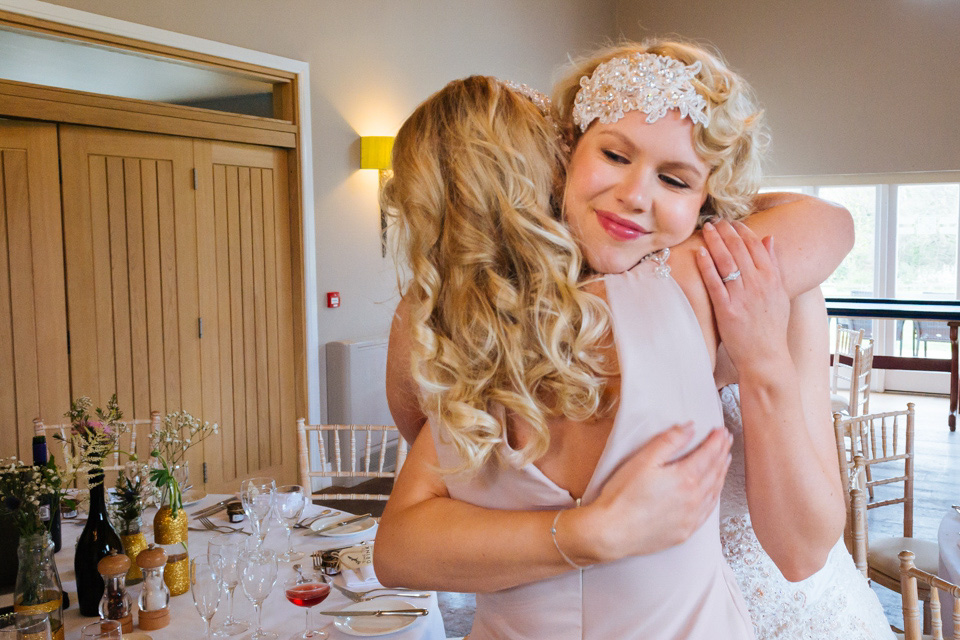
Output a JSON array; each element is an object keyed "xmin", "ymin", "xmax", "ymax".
[
  {"xmin": 332, "ymin": 597, "xmax": 420, "ymax": 637},
  {"xmin": 311, "ymin": 517, "xmax": 376, "ymax": 537},
  {"xmin": 181, "ymin": 488, "xmax": 207, "ymax": 507}
]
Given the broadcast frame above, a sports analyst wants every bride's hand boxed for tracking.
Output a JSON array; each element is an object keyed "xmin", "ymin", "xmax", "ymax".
[{"xmin": 695, "ymin": 219, "xmax": 791, "ymax": 375}]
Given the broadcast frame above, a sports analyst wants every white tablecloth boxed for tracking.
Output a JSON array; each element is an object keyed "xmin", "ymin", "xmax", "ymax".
[
  {"xmin": 938, "ymin": 508, "xmax": 959, "ymax": 637},
  {"xmin": 54, "ymin": 494, "xmax": 446, "ymax": 640}
]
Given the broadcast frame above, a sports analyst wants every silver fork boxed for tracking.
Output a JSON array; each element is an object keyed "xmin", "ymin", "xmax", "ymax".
[
  {"xmin": 295, "ymin": 509, "xmax": 335, "ymax": 529},
  {"xmin": 198, "ymin": 514, "xmax": 245, "ymax": 534},
  {"xmin": 330, "ymin": 582, "xmax": 431, "ymax": 602}
]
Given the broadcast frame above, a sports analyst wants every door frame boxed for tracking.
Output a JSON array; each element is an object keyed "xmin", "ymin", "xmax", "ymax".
[{"xmin": 0, "ymin": 0, "xmax": 321, "ymax": 423}]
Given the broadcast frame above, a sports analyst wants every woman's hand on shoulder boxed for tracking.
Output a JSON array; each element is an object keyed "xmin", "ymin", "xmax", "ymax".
[{"xmin": 695, "ymin": 220, "xmax": 791, "ymax": 377}]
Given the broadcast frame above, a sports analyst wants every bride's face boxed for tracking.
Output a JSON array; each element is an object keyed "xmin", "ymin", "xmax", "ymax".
[{"xmin": 564, "ymin": 109, "xmax": 710, "ymax": 274}]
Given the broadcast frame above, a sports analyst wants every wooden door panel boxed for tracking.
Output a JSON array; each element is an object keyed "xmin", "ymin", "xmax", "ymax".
[
  {"xmin": 0, "ymin": 121, "xmax": 68, "ymax": 460},
  {"xmin": 196, "ymin": 141, "xmax": 295, "ymax": 491},
  {"xmin": 59, "ymin": 126, "xmax": 199, "ymax": 430}
]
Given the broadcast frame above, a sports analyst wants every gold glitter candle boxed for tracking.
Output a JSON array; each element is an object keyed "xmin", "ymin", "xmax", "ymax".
[{"xmin": 162, "ymin": 553, "xmax": 190, "ymax": 596}]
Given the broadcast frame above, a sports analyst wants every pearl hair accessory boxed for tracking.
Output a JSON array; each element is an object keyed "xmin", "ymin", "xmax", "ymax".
[
  {"xmin": 573, "ymin": 53, "xmax": 709, "ymax": 132},
  {"xmin": 502, "ymin": 80, "xmax": 552, "ymax": 116}
]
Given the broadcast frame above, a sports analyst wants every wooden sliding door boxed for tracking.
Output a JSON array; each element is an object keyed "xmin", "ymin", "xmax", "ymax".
[
  {"xmin": 194, "ymin": 141, "xmax": 296, "ymax": 490},
  {"xmin": 59, "ymin": 126, "xmax": 200, "ymax": 437},
  {"xmin": 0, "ymin": 121, "xmax": 69, "ymax": 460},
  {"xmin": 58, "ymin": 125, "xmax": 297, "ymax": 490}
]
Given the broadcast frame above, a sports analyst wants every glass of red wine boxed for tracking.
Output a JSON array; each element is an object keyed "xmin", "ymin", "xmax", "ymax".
[{"xmin": 285, "ymin": 565, "xmax": 331, "ymax": 639}]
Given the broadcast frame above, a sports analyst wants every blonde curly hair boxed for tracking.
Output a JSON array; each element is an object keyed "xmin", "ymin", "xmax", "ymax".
[
  {"xmin": 554, "ymin": 39, "xmax": 769, "ymax": 226},
  {"xmin": 382, "ymin": 76, "xmax": 613, "ymax": 474}
]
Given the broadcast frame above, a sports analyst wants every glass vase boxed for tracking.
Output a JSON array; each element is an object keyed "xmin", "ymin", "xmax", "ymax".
[
  {"xmin": 15, "ymin": 531, "xmax": 65, "ymax": 640},
  {"xmin": 118, "ymin": 517, "xmax": 146, "ymax": 585},
  {"xmin": 154, "ymin": 481, "xmax": 189, "ymax": 596},
  {"xmin": 75, "ymin": 473, "xmax": 124, "ymax": 617}
]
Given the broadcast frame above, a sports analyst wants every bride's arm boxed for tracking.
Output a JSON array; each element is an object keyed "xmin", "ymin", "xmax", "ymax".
[
  {"xmin": 695, "ymin": 221, "xmax": 845, "ymax": 581},
  {"xmin": 386, "ymin": 296, "xmax": 427, "ymax": 444},
  {"xmin": 739, "ymin": 192, "xmax": 853, "ymax": 297},
  {"xmin": 374, "ymin": 420, "xmax": 733, "ymax": 592}
]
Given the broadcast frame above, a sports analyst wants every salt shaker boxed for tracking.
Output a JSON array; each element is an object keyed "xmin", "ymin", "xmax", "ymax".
[
  {"xmin": 135, "ymin": 544, "xmax": 170, "ymax": 631},
  {"xmin": 97, "ymin": 550, "xmax": 133, "ymax": 633}
]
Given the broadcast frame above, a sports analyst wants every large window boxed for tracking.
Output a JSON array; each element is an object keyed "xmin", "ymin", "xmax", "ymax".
[{"xmin": 763, "ymin": 174, "xmax": 960, "ymax": 392}]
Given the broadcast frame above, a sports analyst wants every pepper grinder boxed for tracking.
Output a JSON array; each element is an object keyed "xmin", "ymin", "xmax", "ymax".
[
  {"xmin": 135, "ymin": 544, "xmax": 171, "ymax": 631},
  {"xmin": 97, "ymin": 550, "xmax": 133, "ymax": 633}
]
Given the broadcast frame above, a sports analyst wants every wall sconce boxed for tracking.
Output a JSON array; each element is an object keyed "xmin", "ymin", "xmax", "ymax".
[{"xmin": 360, "ymin": 136, "xmax": 394, "ymax": 257}]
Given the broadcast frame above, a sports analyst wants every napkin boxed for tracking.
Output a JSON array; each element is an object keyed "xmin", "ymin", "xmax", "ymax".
[{"xmin": 342, "ymin": 563, "xmax": 381, "ymax": 590}]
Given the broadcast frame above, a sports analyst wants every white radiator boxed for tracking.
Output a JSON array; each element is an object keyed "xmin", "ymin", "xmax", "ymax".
[
  {"xmin": 325, "ymin": 337, "xmax": 394, "ymax": 426},
  {"xmin": 320, "ymin": 338, "xmax": 397, "ymax": 491}
]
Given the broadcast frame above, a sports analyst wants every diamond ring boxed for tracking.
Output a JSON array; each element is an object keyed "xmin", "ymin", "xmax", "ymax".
[{"xmin": 721, "ymin": 269, "xmax": 741, "ymax": 283}]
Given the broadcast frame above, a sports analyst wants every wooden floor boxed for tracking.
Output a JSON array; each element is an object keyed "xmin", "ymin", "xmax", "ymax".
[{"xmin": 861, "ymin": 391, "xmax": 960, "ymax": 629}]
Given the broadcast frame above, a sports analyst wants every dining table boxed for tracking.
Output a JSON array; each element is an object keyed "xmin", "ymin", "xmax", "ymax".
[
  {"xmin": 48, "ymin": 493, "xmax": 447, "ymax": 640},
  {"xmin": 938, "ymin": 507, "xmax": 959, "ymax": 636}
]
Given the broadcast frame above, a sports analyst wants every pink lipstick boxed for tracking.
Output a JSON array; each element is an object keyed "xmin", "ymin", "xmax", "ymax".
[{"xmin": 596, "ymin": 210, "xmax": 648, "ymax": 241}]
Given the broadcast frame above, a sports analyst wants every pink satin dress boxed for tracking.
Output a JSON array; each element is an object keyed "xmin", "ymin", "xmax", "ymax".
[{"xmin": 430, "ymin": 260, "xmax": 755, "ymax": 639}]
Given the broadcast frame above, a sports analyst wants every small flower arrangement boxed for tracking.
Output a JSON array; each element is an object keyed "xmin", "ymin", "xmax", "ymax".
[
  {"xmin": 0, "ymin": 457, "xmax": 68, "ymax": 537},
  {"xmin": 148, "ymin": 411, "xmax": 218, "ymax": 518},
  {"xmin": 60, "ymin": 394, "xmax": 127, "ymax": 476},
  {"xmin": 109, "ymin": 463, "xmax": 157, "ymax": 535}
]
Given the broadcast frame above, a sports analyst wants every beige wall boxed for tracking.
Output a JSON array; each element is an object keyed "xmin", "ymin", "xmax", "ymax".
[
  {"xmin": 43, "ymin": 0, "xmax": 616, "ymax": 419},
  {"xmin": 615, "ymin": 0, "xmax": 959, "ymax": 177}
]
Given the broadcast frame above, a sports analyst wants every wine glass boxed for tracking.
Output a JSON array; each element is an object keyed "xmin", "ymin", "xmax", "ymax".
[
  {"xmin": 208, "ymin": 533, "xmax": 250, "ymax": 635},
  {"xmin": 0, "ymin": 613, "xmax": 51, "ymax": 640},
  {"xmin": 78, "ymin": 620, "xmax": 121, "ymax": 640},
  {"xmin": 192, "ymin": 556, "xmax": 222, "ymax": 640},
  {"xmin": 284, "ymin": 565, "xmax": 330, "ymax": 639},
  {"xmin": 241, "ymin": 477, "xmax": 276, "ymax": 545},
  {"xmin": 275, "ymin": 485, "xmax": 307, "ymax": 562},
  {"xmin": 240, "ymin": 548, "xmax": 279, "ymax": 640}
]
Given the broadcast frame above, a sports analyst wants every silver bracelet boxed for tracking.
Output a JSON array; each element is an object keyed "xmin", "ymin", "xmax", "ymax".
[{"xmin": 551, "ymin": 510, "xmax": 588, "ymax": 570}]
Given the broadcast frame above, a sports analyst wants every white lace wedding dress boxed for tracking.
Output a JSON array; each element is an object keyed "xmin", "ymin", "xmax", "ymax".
[{"xmin": 719, "ymin": 385, "xmax": 895, "ymax": 639}]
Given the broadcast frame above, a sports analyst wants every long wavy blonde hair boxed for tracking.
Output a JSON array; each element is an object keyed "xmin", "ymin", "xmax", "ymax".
[
  {"xmin": 554, "ymin": 39, "xmax": 769, "ymax": 227},
  {"xmin": 382, "ymin": 76, "xmax": 613, "ymax": 474}
]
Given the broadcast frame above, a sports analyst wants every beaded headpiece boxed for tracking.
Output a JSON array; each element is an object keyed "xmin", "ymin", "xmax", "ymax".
[
  {"xmin": 500, "ymin": 79, "xmax": 565, "ymax": 149},
  {"xmin": 572, "ymin": 53, "xmax": 709, "ymax": 132}
]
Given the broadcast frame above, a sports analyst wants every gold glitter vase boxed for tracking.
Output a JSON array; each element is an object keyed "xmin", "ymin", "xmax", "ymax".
[
  {"xmin": 119, "ymin": 531, "xmax": 147, "ymax": 584},
  {"xmin": 153, "ymin": 506, "xmax": 189, "ymax": 596}
]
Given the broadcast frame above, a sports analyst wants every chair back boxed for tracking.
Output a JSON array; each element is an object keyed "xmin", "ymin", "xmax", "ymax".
[
  {"xmin": 834, "ymin": 403, "xmax": 915, "ymax": 537},
  {"xmin": 849, "ymin": 339, "xmax": 874, "ymax": 417},
  {"xmin": 35, "ymin": 411, "xmax": 161, "ymax": 482},
  {"xmin": 296, "ymin": 420, "xmax": 408, "ymax": 511},
  {"xmin": 831, "ymin": 325, "xmax": 864, "ymax": 398},
  {"xmin": 900, "ymin": 550, "xmax": 960, "ymax": 639}
]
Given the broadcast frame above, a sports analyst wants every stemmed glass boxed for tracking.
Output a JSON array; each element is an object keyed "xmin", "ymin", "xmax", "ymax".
[
  {"xmin": 0, "ymin": 613, "xmax": 52, "ymax": 640},
  {"xmin": 191, "ymin": 556, "xmax": 222, "ymax": 640},
  {"xmin": 241, "ymin": 477, "xmax": 276, "ymax": 545},
  {"xmin": 240, "ymin": 548, "xmax": 279, "ymax": 640},
  {"xmin": 275, "ymin": 485, "xmax": 307, "ymax": 562},
  {"xmin": 208, "ymin": 533, "xmax": 250, "ymax": 636},
  {"xmin": 284, "ymin": 566, "xmax": 330, "ymax": 639},
  {"xmin": 78, "ymin": 620, "xmax": 121, "ymax": 640}
]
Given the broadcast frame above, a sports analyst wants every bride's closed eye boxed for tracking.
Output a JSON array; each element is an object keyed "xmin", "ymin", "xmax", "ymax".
[
  {"xmin": 602, "ymin": 149, "xmax": 629, "ymax": 164},
  {"xmin": 659, "ymin": 174, "xmax": 690, "ymax": 189}
]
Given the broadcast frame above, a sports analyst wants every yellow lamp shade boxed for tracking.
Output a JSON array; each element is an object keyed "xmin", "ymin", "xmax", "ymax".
[{"xmin": 360, "ymin": 136, "xmax": 394, "ymax": 170}]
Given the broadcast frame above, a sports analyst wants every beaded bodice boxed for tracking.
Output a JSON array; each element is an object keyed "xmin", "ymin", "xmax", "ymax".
[{"xmin": 717, "ymin": 385, "xmax": 896, "ymax": 640}]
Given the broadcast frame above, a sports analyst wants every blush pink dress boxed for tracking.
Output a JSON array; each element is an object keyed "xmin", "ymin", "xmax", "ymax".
[{"xmin": 430, "ymin": 260, "xmax": 755, "ymax": 640}]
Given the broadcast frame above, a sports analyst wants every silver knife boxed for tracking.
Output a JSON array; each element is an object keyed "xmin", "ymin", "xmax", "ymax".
[
  {"xmin": 192, "ymin": 499, "xmax": 231, "ymax": 517},
  {"xmin": 314, "ymin": 513, "xmax": 371, "ymax": 534},
  {"xmin": 319, "ymin": 608, "xmax": 428, "ymax": 617}
]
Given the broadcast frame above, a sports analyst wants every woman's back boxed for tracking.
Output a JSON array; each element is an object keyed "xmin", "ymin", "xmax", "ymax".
[{"xmin": 431, "ymin": 259, "xmax": 753, "ymax": 639}]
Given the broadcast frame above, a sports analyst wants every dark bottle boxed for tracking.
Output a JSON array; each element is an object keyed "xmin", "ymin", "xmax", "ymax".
[
  {"xmin": 74, "ymin": 473, "xmax": 124, "ymax": 616},
  {"xmin": 32, "ymin": 434, "xmax": 62, "ymax": 551}
]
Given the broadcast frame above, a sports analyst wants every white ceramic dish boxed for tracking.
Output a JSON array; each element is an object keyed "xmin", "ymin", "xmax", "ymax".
[
  {"xmin": 311, "ymin": 517, "xmax": 376, "ymax": 537},
  {"xmin": 332, "ymin": 597, "xmax": 420, "ymax": 637}
]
